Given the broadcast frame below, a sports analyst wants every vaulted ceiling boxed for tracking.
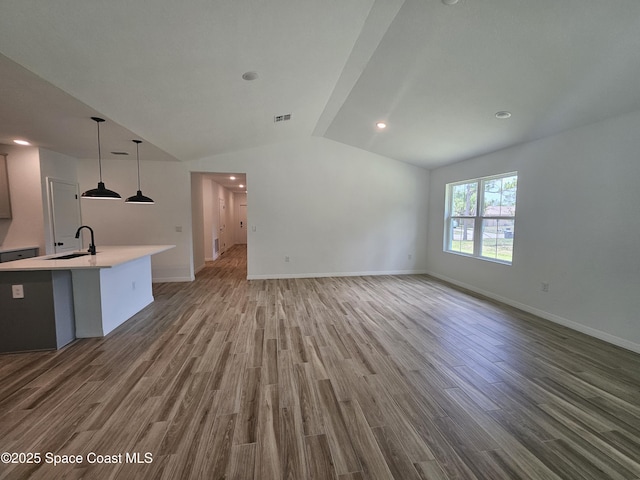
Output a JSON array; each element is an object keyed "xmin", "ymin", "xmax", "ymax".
[{"xmin": 2, "ymin": 0, "xmax": 640, "ymax": 169}]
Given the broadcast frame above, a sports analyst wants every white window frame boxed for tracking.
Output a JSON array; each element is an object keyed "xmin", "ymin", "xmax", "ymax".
[{"xmin": 444, "ymin": 172, "xmax": 518, "ymax": 265}]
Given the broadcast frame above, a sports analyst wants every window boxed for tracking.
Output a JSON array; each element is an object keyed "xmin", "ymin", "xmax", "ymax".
[{"xmin": 445, "ymin": 172, "xmax": 517, "ymax": 264}]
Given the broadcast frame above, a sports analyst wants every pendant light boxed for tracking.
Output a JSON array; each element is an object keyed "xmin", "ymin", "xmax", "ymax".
[
  {"xmin": 82, "ymin": 117, "xmax": 121, "ymax": 199},
  {"xmin": 125, "ymin": 140, "xmax": 155, "ymax": 204}
]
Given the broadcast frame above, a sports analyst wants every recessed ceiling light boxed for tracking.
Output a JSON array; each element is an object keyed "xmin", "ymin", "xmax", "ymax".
[
  {"xmin": 239, "ymin": 184, "xmax": 245, "ymax": 188},
  {"xmin": 376, "ymin": 122, "xmax": 387, "ymax": 129},
  {"xmin": 442, "ymin": 0, "xmax": 459, "ymax": 4},
  {"xmin": 13, "ymin": 139, "xmax": 31, "ymax": 145},
  {"xmin": 242, "ymin": 71, "xmax": 259, "ymax": 81},
  {"xmin": 495, "ymin": 111, "xmax": 512, "ymax": 119},
  {"xmin": 230, "ymin": 176, "xmax": 236, "ymax": 180}
]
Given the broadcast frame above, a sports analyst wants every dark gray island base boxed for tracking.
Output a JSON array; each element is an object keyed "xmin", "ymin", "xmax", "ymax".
[{"xmin": 0, "ymin": 270, "xmax": 75, "ymax": 353}]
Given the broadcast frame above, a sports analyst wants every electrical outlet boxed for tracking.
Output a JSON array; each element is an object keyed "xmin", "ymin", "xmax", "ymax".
[
  {"xmin": 285, "ymin": 256, "xmax": 290, "ymax": 263},
  {"xmin": 132, "ymin": 281, "xmax": 136, "ymax": 291},
  {"xmin": 408, "ymin": 253, "xmax": 413, "ymax": 260},
  {"xmin": 541, "ymin": 282, "xmax": 549, "ymax": 293},
  {"xmin": 12, "ymin": 284, "xmax": 24, "ymax": 299}
]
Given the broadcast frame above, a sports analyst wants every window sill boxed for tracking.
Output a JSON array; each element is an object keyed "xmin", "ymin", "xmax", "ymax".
[{"xmin": 444, "ymin": 250, "xmax": 512, "ymax": 266}]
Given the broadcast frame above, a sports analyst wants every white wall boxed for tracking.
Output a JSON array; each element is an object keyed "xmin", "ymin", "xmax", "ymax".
[
  {"xmin": 219, "ymin": 182, "xmax": 234, "ymax": 254},
  {"xmin": 192, "ymin": 176, "xmax": 235, "ymax": 266},
  {"xmin": 208, "ymin": 179, "xmax": 225, "ymax": 259},
  {"xmin": 190, "ymin": 136, "xmax": 430, "ymax": 279},
  {"xmin": 426, "ymin": 110, "xmax": 640, "ymax": 352},
  {"xmin": 77, "ymin": 157, "xmax": 193, "ymax": 282},
  {"xmin": 0, "ymin": 144, "xmax": 45, "ymax": 252},
  {"xmin": 191, "ymin": 173, "xmax": 205, "ymax": 273},
  {"xmin": 202, "ymin": 177, "xmax": 215, "ymax": 261}
]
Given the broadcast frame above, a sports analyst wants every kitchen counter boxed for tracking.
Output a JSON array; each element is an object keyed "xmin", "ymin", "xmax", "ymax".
[
  {"xmin": 0, "ymin": 245, "xmax": 175, "ymax": 352},
  {"xmin": 0, "ymin": 245, "xmax": 173, "ymax": 271}
]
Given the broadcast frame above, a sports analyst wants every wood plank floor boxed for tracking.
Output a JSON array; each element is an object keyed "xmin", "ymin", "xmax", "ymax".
[{"xmin": 1, "ymin": 244, "xmax": 640, "ymax": 479}]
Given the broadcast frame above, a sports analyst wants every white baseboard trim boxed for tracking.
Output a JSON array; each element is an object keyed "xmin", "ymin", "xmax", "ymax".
[
  {"xmin": 152, "ymin": 276, "xmax": 194, "ymax": 283},
  {"xmin": 247, "ymin": 269, "xmax": 429, "ymax": 280},
  {"xmin": 426, "ymin": 271, "xmax": 640, "ymax": 355}
]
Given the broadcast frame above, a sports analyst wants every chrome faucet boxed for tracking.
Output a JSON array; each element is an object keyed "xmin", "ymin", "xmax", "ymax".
[{"xmin": 75, "ymin": 225, "xmax": 96, "ymax": 255}]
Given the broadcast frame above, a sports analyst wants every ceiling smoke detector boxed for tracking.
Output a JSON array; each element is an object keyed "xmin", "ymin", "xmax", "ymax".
[{"xmin": 274, "ymin": 114, "xmax": 292, "ymax": 123}]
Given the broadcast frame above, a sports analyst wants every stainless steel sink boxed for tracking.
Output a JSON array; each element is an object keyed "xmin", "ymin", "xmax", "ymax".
[{"xmin": 47, "ymin": 252, "xmax": 92, "ymax": 260}]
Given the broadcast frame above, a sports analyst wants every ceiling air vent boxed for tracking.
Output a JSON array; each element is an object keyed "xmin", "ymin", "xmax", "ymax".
[{"xmin": 274, "ymin": 113, "xmax": 292, "ymax": 123}]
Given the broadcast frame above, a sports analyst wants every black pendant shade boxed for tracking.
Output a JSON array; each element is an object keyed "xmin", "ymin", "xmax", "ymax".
[
  {"xmin": 82, "ymin": 117, "xmax": 121, "ymax": 199},
  {"xmin": 125, "ymin": 140, "xmax": 154, "ymax": 204},
  {"xmin": 82, "ymin": 181, "xmax": 122, "ymax": 199},
  {"xmin": 126, "ymin": 190, "xmax": 155, "ymax": 203}
]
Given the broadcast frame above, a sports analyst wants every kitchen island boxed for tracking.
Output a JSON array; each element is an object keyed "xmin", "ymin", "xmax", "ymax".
[{"xmin": 0, "ymin": 245, "xmax": 174, "ymax": 353}]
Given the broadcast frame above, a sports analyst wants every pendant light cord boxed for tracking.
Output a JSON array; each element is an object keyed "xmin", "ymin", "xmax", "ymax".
[
  {"xmin": 93, "ymin": 117, "xmax": 104, "ymax": 182},
  {"xmin": 133, "ymin": 139, "xmax": 143, "ymax": 191},
  {"xmin": 136, "ymin": 141, "xmax": 141, "ymax": 190},
  {"xmin": 97, "ymin": 121, "xmax": 102, "ymax": 181}
]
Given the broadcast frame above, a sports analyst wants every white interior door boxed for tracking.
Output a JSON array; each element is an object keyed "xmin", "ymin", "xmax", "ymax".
[
  {"xmin": 237, "ymin": 204, "xmax": 247, "ymax": 244},
  {"xmin": 49, "ymin": 179, "xmax": 82, "ymax": 253}
]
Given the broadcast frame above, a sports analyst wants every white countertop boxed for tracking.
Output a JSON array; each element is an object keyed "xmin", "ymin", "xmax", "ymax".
[{"xmin": 0, "ymin": 245, "xmax": 175, "ymax": 271}]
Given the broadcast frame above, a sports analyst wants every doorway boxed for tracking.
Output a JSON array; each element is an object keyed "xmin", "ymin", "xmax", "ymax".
[
  {"xmin": 237, "ymin": 202, "xmax": 247, "ymax": 244},
  {"xmin": 191, "ymin": 172, "xmax": 248, "ymax": 277},
  {"xmin": 48, "ymin": 178, "xmax": 82, "ymax": 254}
]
